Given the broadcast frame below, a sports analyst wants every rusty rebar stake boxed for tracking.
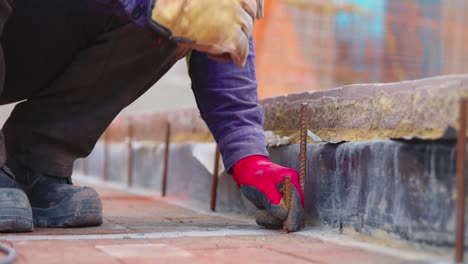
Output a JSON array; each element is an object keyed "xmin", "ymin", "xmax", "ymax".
[
  {"xmin": 162, "ymin": 122, "xmax": 171, "ymax": 197},
  {"xmin": 210, "ymin": 145, "xmax": 221, "ymax": 211},
  {"xmin": 283, "ymin": 178, "xmax": 293, "ymax": 233},
  {"xmin": 103, "ymin": 130, "xmax": 110, "ymax": 182},
  {"xmin": 299, "ymin": 103, "xmax": 308, "ymax": 227},
  {"xmin": 127, "ymin": 118, "xmax": 134, "ymax": 187},
  {"xmin": 456, "ymin": 98, "xmax": 467, "ymax": 263}
]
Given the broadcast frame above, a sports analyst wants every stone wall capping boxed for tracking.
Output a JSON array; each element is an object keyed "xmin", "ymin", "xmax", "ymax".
[
  {"xmin": 105, "ymin": 107, "xmax": 211, "ymax": 143},
  {"xmin": 103, "ymin": 74, "xmax": 468, "ymax": 143},
  {"xmin": 262, "ymin": 74, "xmax": 468, "ymax": 142}
]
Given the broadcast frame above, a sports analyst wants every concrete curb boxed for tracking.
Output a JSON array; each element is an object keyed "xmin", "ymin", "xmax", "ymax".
[
  {"xmin": 76, "ymin": 138, "xmax": 465, "ymax": 246},
  {"xmin": 75, "ymin": 141, "xmax": 257, "ymax": 215},
  {"xmin": 269, "ymin": 140, "xmax": 464, "ymax": 246}
]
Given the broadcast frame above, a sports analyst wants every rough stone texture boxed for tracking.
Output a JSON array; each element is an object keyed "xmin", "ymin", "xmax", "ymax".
[
  {"xmin": 268, "ymin": 140, "xmax": 466, "ymax": 246},
  {"xmin": 103, "ymin": 74, "xmax": 468, "ymax": 143},
  {"xmin": 262, "ymin": 74, "xmax": 468, "ymax": 142}
]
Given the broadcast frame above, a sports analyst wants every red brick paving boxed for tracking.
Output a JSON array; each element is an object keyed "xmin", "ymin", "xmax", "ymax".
[
  {"xmin": 7, "ymin": 236, "xmax": 406, "ymax": 264},
  {"xmin": 0, "ymin": 185, "xmax": 440, "ymax": 264}
]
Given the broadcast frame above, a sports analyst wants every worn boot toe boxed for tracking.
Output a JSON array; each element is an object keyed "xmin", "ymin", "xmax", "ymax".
[
  {"xmin": 0, "ymin": 166, "xmax": 33, "ymax": 233},
  {"xmin": 20, "ymin": 174, "xmax": 102, "ymax": 228}
]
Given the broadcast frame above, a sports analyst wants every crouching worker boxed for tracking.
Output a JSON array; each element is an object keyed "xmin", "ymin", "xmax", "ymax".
[{"xmin": 0, "ymin": 0, "xmax": 303, "ymax": 233}]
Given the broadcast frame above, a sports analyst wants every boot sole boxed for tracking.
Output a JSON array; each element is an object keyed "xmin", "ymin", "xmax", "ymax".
[
  {"xmin": 0, "ymin": 188, "xmax": 34, "ymax": 232},
  {"xmin": 33, "ymin": 187, "xmax": 103, "ymax": 228}
]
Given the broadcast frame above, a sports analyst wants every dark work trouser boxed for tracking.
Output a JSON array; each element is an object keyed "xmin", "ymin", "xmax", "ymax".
[
  {"xmin": 0, "ymin": 0, "xmax": 189, "ymax": 177},
  {"xmin": 0, "ymin": 0, "xmax": 12, "ymax": 170}
]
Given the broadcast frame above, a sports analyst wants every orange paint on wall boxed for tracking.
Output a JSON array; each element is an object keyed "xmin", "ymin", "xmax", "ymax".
[{"xmin": 252, "ymin": 0, "xmax": 318, "ymax": 99}]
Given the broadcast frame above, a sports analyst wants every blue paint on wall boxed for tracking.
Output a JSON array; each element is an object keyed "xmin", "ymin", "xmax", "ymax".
[
  {"xmin": 334, "ymin": 0, "xmax": 386, "ymax": 80},
  {"xmin": 335, "ymin": 0, "xmax": 386, "ymax": 39},
  {"xmin": 419, "ymin": 0, "xmax": 442, "ymax": 75},
  {"xmin": 334, "ymin": 0, "xmax": 444, "ymax": 81}
]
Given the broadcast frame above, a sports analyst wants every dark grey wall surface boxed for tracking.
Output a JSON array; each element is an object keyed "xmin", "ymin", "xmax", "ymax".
[{"xmin": 269, "ymin": 140, "xmax": 463, "ymax": 246}]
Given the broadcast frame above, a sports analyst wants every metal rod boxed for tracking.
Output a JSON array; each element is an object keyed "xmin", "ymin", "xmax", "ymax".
[
  {"xmin": 162, "ymin": 122, "xmax": 171, "ymax": 197},
  {"xmin": 299, "ymin": 103, "xmax": 308, "ymax": 191},
  {"xmin": 210, "ymin": 145, "xmax": 221, "ymax": 211},
  {"xmin": 456, "ymin": 98, "xmax": 467, "ymax": 263},
  {"xmin": 283, "ymin": 177, "xmax": 292, "ymax": 233},
  {"xmin": 299, "ymin": 103, "xmax": 308, "ymax": 228},
  {"xmin": 127, "ymin": 118, "xmax": 134, "ymax": 187},
  {"xmin": 103, "ymin": 130, "xmax": 110, "ymax": 182}
]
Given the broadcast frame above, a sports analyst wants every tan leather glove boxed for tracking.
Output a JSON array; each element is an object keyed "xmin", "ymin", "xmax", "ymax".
[{"xmin": 150, "ymin": 0, "xmax": 264, "ymax": 67}]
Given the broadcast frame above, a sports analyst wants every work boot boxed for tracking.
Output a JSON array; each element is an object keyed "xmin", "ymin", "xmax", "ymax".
[
  {"xmin": 15, "ymin": 171, "xmax": 103, "ymax": 228},
  {"xmin": 0, "ymin": 166, "xmax": 33, "ymax": 232}
]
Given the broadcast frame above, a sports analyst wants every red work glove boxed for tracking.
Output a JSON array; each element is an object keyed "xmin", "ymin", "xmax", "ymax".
[{"xmin": 233, "ymin": 155, "xmax": 304, "ymax": 232}]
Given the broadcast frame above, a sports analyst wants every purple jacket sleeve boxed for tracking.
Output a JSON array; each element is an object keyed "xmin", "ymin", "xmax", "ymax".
[{"xmin": 188, "ymin": 38, "xmax": 269, "ymax": 172}]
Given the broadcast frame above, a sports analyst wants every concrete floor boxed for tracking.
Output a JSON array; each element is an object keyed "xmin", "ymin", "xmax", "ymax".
[{"xmin": 0, "ymin": 180, "xmax": 451, "ymax": 264}]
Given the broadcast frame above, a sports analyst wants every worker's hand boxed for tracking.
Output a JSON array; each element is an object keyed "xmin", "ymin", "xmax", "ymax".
[
  {"xmin": 150, "ymin": 0, "xmax": 264, "ymax": 67},
  {"xmin": 233, "ymin": 155, "xmax": 304, "ymax": 232}
]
